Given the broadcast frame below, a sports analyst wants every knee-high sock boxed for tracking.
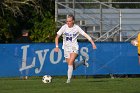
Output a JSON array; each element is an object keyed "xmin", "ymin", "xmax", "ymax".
[
  {"xmin": 67, "ymin": 65, "xmax": 73, "ymax": 80},
  {"xmin": 73, "ymin": 60, "xmax": 84, "ymax": 70}
]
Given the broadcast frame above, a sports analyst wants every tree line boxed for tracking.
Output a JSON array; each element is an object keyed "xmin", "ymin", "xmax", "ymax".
[
  {"xmin": 0, "ymin": 0, "xmax": 56, "ymax": 43},
  {"xmin": 1, "ymin": 0, "xmax": 140, "ymax": 43}
]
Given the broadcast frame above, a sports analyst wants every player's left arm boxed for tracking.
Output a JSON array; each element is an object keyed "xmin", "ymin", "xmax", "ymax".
[
  {"xmin": 83, "ymin": 33, "xmax": 97, "ymax": 49},
  {"xmin": 77, "ymin": 25, "xmax": 97, "ymax": 49}
]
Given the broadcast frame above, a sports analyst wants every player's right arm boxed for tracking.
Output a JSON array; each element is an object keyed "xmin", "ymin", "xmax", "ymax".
[
  {"xmin": 54, "ymin": 35, "xmax": 60, "ymax": 52},
  {"xmin": 54, "ymin": 25, "xmax": 65, "ymax": 52}
]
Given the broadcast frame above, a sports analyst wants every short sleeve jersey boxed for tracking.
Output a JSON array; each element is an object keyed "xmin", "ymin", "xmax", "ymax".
[{"xmin": 57, "ymin": 24, "xmax": 85, "ymax": 50}]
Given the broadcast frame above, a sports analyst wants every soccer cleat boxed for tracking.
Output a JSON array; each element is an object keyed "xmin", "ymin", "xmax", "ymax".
[
  {"xmin": 83, "ymin": 59, "xmax": 89, "ymax": 68},
  {"xmin": 66, "ymin": 79, "xmax": 70, "ymax": 83}
]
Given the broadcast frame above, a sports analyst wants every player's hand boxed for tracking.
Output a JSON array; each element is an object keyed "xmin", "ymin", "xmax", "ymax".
[
  {"xmin": 90, "ymin": 40, "xmax": 97, "ymax": 49},
  {"xmin": 54, "ymin": 47, "xmax": 59, "ymax": 52},
  {"xmin": 92, "ymin": 43, "xmax": 97, "ymax": 49}
]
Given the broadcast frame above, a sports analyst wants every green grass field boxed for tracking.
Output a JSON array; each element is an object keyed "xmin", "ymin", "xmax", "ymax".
[{"xmin": 0, "ymin": 77, "xmax": 140, "ymax": 93}]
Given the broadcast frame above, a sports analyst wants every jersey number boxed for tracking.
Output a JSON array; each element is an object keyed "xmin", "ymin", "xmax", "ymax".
[{"xmin": 66, "ymin": 37, "xmax": 72, "ymax": 41}]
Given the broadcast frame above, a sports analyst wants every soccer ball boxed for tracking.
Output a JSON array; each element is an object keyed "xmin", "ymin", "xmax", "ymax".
[
  {"xmin": 42, "ymin": 75, "xmax": 52, "ymax": 83},
  {"xmin": 131, "ymin": 39, "xmax": 138, "ymax": 46}
]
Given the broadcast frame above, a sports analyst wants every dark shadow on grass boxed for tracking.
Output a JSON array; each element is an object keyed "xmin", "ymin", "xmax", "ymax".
[
  {"xmin": 87, "ymin": 80, "xmax": 109, "ymax": 82},
  {"xmin": 87, "ymin": 79, "xmax": 123, "ymax": 83}
]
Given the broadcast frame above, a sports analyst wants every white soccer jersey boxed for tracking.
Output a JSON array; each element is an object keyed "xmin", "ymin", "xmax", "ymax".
[{"xmin": 57, "ymin": 24, "xmax": 85, "ymax": 51}]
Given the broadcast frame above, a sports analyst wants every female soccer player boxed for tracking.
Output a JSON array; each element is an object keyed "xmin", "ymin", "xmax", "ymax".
[{"xmin": 54, "ymin": 15, "xmax": 96, "ymax": 83}]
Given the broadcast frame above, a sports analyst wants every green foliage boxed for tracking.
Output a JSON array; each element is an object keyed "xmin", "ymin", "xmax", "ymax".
[
  {"xmin": 0, "ymin": 16, "xmax": 14, "ymax": 43},
  {"xmin": 29, "ymin": 12, "xmax": 56, "ymax": 42},
  {"xmin": 0, "ymin": 0, "xmax": 55, "ymax": 43}
]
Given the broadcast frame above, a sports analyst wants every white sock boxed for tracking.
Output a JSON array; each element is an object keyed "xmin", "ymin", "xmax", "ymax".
[{"xmin": 67, "ymin": 65, "xmax": 73, "ymax": 80}]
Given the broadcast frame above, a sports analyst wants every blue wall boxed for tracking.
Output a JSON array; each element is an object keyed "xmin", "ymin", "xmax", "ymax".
[{"xmin": 0, "ymin": 42, "xmax": 140, "ymax": 77}]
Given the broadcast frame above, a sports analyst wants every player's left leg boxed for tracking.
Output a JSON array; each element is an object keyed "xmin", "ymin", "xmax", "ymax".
[{"xmin": 73, "ymin": 57, "xmax": 89, "ymax": 70}]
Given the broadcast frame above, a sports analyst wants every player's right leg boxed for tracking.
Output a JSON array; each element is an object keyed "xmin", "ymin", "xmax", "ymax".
[
  {"xmin": 66, "ymin": 58, "xmax": 71, "ymax": 83},
  {"xmin": 66, "ymin": 52, "xmax": 77, "ymax": 83}
]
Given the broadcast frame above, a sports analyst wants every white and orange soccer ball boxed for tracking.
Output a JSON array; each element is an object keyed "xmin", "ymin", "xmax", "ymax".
[
  {"xmin": 42, "ymin": 75, "xmax": 52, "ymax": 83},
  {"xmin": 131, "ymin": 39, "xmax": 138, "ymax": 46}
]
